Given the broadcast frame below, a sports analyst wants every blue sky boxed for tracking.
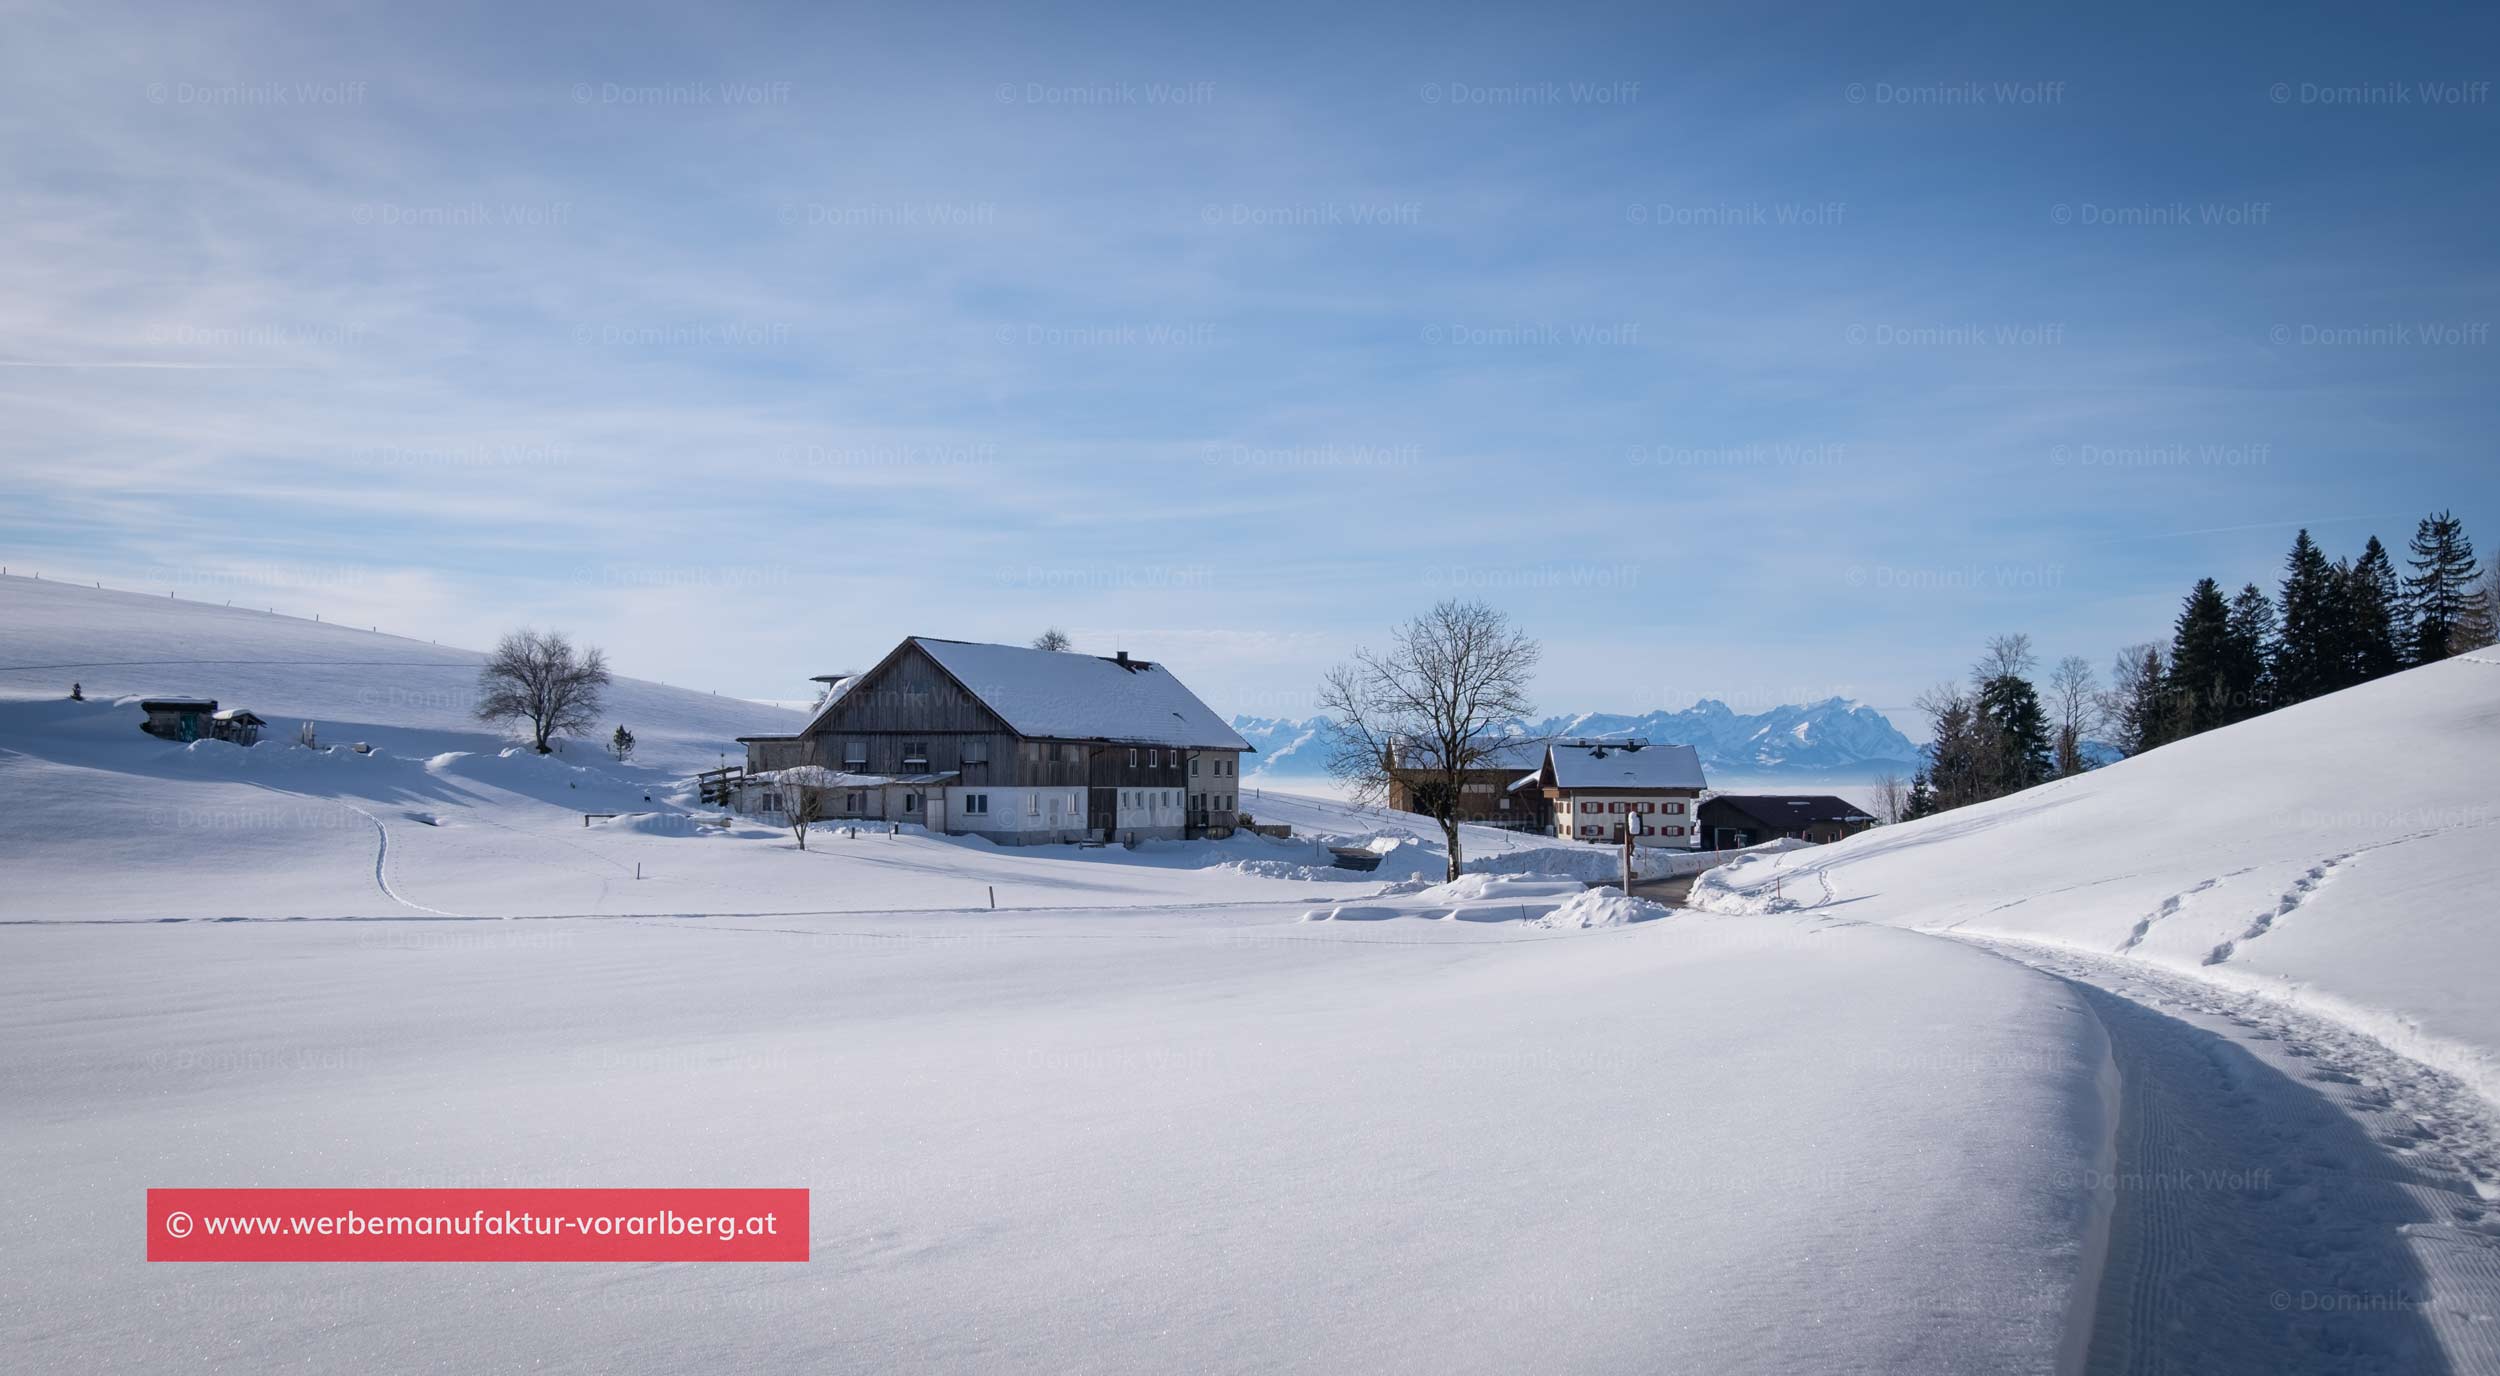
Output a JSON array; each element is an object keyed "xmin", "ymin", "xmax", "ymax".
[{"xmin": 3, "ymin": 0, "xmax": 2494, "ymax": 730}]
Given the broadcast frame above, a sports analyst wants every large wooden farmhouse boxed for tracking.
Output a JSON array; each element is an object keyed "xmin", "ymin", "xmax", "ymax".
[{"xmin": 735, "ymin": 637, "xmax": 1251, "ymax": 845}]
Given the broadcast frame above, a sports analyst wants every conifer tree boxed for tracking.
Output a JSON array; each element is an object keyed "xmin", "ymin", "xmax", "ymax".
[
  {"xmin": 2222, "ymin": 583, "xmax": 2276, "ymax": 721},
  {"xmin": 2273, "ymin": 529, "xmax": 2342, "ymax": 705},
  {"xmin": 1976, "ymin": 673, "xmax": 2052, "ymax": 792},
  {"xmin": 2458, "ymin": 565, "xmax": 2500, "ymax": 654},
  {"xmin": 2404, "ymin": 510, "xmax": 2481, "ymax": 662},
  {"xmin": 1916, "ymin": 684, "xmax": 1996, "ymax": 811},
  {"xmin": 2344, "ymin": 536, "xmax": 2404, "ymax": 682},
  {"xmin": 1970, "ymin": 635, "xmax": 2051, "ymax": 794},
  {"xmin": 1902, "ymin": 769, "xmax": 1937, "ymax": 821},
  {"xmin": 2102, "ymin": 643, "xmax": 2171, "ymax": 756},
  {"xmin": 2164, "ymin": 578, "xmax": 2235, "ymax": 736}
]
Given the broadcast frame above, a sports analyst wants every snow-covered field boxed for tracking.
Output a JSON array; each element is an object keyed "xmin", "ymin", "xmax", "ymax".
[{"xmin": 6, "ymin": 575, "xmax": 2498, "ymax": 1373}]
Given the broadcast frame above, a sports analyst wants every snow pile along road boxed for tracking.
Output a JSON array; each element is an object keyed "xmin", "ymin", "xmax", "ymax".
[{"xmin": 1538, "ymin": 885, "xmax": 1674, "ymax": 928}]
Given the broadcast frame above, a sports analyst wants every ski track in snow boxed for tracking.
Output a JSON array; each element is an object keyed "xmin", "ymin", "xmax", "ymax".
[
  {"xmin": 237, "ymin": 781, "xmax": 465, "ymax": 919},
  {"xmin": 332, "ymin": 799, "xmax": 463, "ymax": 919},
  {"xmin": 1964, "ymin": 938, "xmax": 2500, "ymax": 1375}
]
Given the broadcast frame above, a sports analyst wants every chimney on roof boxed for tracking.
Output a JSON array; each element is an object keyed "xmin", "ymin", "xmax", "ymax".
[{"xmin": 1115, "ymin": 650, "xmax": 1130, "ymax": 665}]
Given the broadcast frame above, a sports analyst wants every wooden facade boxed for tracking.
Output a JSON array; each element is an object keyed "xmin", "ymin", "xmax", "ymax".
[{"xmin": 740, "ymin": 639, "xmax": 1247, "ymax": 844}]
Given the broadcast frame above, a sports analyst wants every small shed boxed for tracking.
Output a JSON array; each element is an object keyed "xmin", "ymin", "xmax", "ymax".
[
  {"xmin": 137, "ymin": 698, "xmax": 267, "ymax": 746},
  {"xmin": 211, "ymin": 708, "xmax": 268, "ymax": 746},
  {"xmin": 139, "ymin": 698, "xmax": 220, "ymax": 742}
]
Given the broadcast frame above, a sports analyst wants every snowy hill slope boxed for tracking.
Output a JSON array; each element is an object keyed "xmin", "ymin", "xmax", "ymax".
[
  {"xmin": 1694, "ymin": 648, "xmax": 2500, "ymax": 1102},
  {"xmin": 0, "ymin": 574, "xmax": 797, "ymax": 774}
]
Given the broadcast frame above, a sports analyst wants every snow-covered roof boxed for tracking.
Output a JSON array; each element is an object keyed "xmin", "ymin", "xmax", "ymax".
[
  {"xmin": 1391, "ymin": 738, "xmax": 1546, "ymax": 774},
  {"xmin": 1705, "ymin": 795, "xmax": 1874, "ymax": 827},
  {"xmin": 910, "ymin": 638, "xmax": 1252, "ymax": 751},
  {"xmin": 1547, "ymin": 741, "xmax": 1706, "ymax": 791},
  {"xmin": 794, "ymin": 673, "xmax": 865, "ymax": 735}
]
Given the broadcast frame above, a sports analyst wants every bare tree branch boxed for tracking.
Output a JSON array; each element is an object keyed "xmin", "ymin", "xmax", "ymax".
[
  {"xmin": 474, "ymin": 629, "xmax": 612, "ymax": 754},
  {"xmin": 2046, "ymin": 654, "xmax": 2098, "ymax": 777},
  {"xmin": 1320, "ymin": 600, "xmax": 1543, "ymax": 881}
]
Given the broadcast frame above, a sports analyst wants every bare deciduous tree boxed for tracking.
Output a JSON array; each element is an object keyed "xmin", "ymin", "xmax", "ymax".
[
  {"xmin": 1031, "ymin": 628, "xmax": 1073, "ymax": 652},
  {"xmin": 1318, "ymin": 600, "xmax": 1541, "ymax": 882},
  {"xmin": 1870, "ymin": 770, "xmax": 1910, "ymax": 825},
  {"xmin": 2047, "ymin": 655, "xmax": 2099, "ymax": 777},
  {"xmin": 474, "ymin": 629, "xmax": 612, "ymax": 754},
  {"xmin": 777, "ymin": 764, "xmax": 838, "ymax": 850},
  {"xmin": 1974, "ymin": 632, "xmax": 2038, "ymax": 683}
]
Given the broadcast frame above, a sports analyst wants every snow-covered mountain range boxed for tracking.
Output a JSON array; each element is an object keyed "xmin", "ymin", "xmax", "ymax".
[{"xmin": 1234, "ymin": 697, "xmax": 1923, "ymax": 783}]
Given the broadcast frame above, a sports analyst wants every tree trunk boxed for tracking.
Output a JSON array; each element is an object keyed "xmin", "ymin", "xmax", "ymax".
[{"xmin": 1441, "ymin": 813, "xmax": 1465, "ymax": 882}]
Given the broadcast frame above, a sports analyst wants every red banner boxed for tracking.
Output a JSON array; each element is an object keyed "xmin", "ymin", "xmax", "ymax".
[{"xmin": 147, "ymin": 1188, "xmax": 809, "ymax": 1262}]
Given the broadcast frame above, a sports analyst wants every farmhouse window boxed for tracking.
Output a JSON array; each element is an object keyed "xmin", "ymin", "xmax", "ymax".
[
  {"xmin": 1665, "ymin": 802, "xmax": 1684, "ymax": 814},
  {"xmin": 1027, "ymin": 794, "xmax": 1040, "ymax": 816},
  {"xmin": 1191, "ymin": 756, "xmax": 1200, "ymax": 775},
  {"xmin": 962, "ymin": 739, "xmax": 989, "ymax": 765},
  {"xmin": 843, "ymin": 740, "xmax": 867, "ymax": 769},
  {"xmin": 902, "ymin": 793, "xmax": 921, "ymax": 812},
  {"xmin": 903, "ymin": 741, "xmax": 929, "ymax": 770},
  {"xmin": 1635, "ymin": 802, "xmax": 1653, "ymax": 813},
  {"xmin": 1129, "ymin": 748, "xmax": 1139, "ymax": 768}
]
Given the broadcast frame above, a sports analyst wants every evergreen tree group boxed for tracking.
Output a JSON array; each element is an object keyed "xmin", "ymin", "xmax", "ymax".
[
  {"xmin": 2131, "ymin": 511, "xmax": 2481, "ymax": 756},
  {"xmin": 1904, "ymin": 636, "xmax": 2065, "ymax": 820},
  {"xmin": 1900, "ymin": 509, "xmax": 2484, "ymax": 825}
]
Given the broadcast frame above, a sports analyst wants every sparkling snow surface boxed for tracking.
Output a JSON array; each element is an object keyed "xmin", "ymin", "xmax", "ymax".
[
  {"xmin": 1, "ymin": 577, "xmax": 2116, "ymax": 1373},
  {"xmin": 11, "ymin": 577, "xmax": 2498, "ymax": 1373}
]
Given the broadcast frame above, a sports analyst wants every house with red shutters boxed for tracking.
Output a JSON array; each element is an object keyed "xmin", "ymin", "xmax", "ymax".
[{"xmin": 1513, "ymin": 739, "xmax": 1709, "ymax": 848}]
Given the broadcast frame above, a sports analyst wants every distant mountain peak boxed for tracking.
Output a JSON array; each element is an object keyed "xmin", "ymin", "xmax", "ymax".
[{"xmin": 1231, "ymin": 697, "xmax": 1920, "ymax": 783}]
